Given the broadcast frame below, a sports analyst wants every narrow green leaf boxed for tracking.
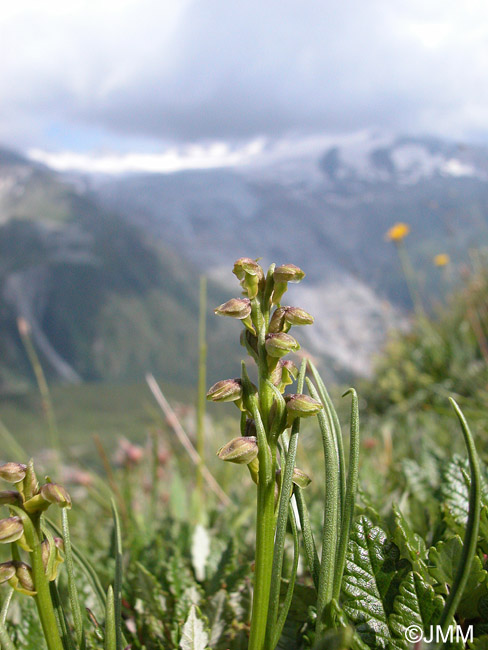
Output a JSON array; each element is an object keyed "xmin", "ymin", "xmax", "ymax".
[
  {"xmin": 111, "ymin": 499, "xmax": 123, "ymax": 650},
  {"xmin": 61, "ymin": 508, "xmax": 86, "ymax": 650},
  {"xmin": 49, "ymin": 582, "xmax": 77, "ymax": 650},
  {"xmin": 0, "ymin": 589, "xmax": 13, "ymax": 626},
  {"xmin": 437, "ymin": 399, "xmax": 483, "ymax": 635},
  {"xmin": 104, "ymin": 586, "xmax": 116, "ymax": 650},
  {"xmin": 0, "ymin": 619, "xmax": 17, "ymax": 650},
  {"xmin": 47, "ymin": 517, "xmax": 106, "ymax": 609}
]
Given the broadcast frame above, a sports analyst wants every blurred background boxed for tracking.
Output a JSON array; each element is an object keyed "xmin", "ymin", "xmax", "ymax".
[{"xmin": 1, "ymin": 0, "xmax": 488, "ymax": 458}]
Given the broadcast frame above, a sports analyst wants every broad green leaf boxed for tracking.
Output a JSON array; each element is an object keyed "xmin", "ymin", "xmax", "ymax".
[
  {"xmin": 179, "ymin": 605, "xmax": 209, "ymax": 650},
  {"xmin": 470, "ymin": 636, "xmax": 488, "ymax": 650},
  {"xmin": 441, "ymin": 457, "xmax": 488, "ymax": 550},
  {"xmin": 428, "ymin": 536, "xmax": 488, "ymax": 619},
  {"xmin": 342, "ymin": 516, "xmax": 409, "ymax": 649},
  {"xmin": 391, "ymin": 505, "xmax": 429, "ymax": 579},
  {"xmin": 389, "ymin": 571, "xmax": 444, "ymax": 643}
]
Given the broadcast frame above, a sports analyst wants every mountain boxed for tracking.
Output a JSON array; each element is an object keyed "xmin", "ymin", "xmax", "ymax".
[
  {"xmin": 0, "ymin": 148, "xmax": 242, "ymax": 390},
  {"xmin": 92, "ymin": 132, "xmax": 488, "ymax": 374},
  {"xmin": 2, "ymin": 132, "xmax": 488, "ymax": 388}
]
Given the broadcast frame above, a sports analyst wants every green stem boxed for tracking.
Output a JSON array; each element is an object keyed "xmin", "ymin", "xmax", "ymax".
[
  {"xmin": 271, "ymin": 504, "xmax": 300, "ymax": 649},
  {"xmin": 265, "ymin": 360, "xmax": 306, "ymax": 646},
  {"xmin": 437, "ymin": 399, "xmax": 481, "ymax": 648},
  {"xmin": 306, "ymin": 379, "xmax": 339, "ymax": 636},
  {"xmin": 294, "ymin": 487, "xmax": 320, "ymax": 589},
  {"xmin": 332, "ymin": 389, "xmax": 360, "ymax": 602},
  {"xmin": 10, "ymin": 508, "xmax": 63, "ymax": 650},
  {"xmin": 248, "ymin": 435, "xmax": 276, "ymax": 650}
]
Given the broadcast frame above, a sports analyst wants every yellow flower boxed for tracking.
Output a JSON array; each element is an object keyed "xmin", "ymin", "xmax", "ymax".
[
  {"xmin": 385, "ymin": 222, "xmax": 410, "ymax": 242},
  {"xmin": 434, "ymin": 253, "xmax": 450, "ymax": 267}
]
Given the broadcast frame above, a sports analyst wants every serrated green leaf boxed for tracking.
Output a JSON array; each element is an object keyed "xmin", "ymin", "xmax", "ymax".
[
  {"xmin": 179, "ymin": 605, "xmax": 209, "ymax": 650},
  {"xmin": 428, "ymin": 536, "xmax": 488, "ymax": 619},
  {"xmin": 441, "ymin": 457, "xmax": 488, "ymax": 550},
  {"xmin": 342, "ymin": 516, "xmax": 410, "ymax": 649},
  {"xmin": 392, "ymin": 505, "xmax": 429, "ymax": 579},
  {"xmin": 389, "ymin": 571, "xmax": 444, "ymax": 643}
]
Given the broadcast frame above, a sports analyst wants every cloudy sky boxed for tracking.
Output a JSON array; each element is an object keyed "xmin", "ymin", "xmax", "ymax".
[{"xmin": 2, "ymin": 0, "xmax": 488, "ymax": 169}]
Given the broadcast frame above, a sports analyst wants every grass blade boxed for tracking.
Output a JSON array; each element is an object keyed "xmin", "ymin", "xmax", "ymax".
[
  {"xmin": 104, "ymin": 586, "xmax": 116, "ymax": 650},
  {"xmin": 437, "ymin": 399, "xmax": 482, "ymax": 645},
  {"xmin": 332, "ymin": 389, "xmax": 360, "ymax": 601},
  {"xmin": 47, "ymin": 518, "xmax": 106, "ymax": 609},
  {"xmin": 0, "ymin": 619, "xmax": 17, "ymax": 650},
  {"xmin": 111, "ymin": 499, "xmax": 123, "ymax": 650},
  {"xmin": 271, "ymin": 503, "xmax": 300, "ymax": 649},
  {"xmin": 306, "ymin": 377, "xmax": 339, "ymax": 634},
  {"xmin": 61, "ymin": 509, "xmax": 86, "ymax": 649},
  {"xmin": 49, "ymin": 582, "xmax": 77, "ymax": 650}
]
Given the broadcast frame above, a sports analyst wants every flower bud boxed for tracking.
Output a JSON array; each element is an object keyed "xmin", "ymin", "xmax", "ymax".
[
  {"xmin": 268, "ymin": 307, "xmax": 288, "ymax": 333},
  {"xmin": 265, "ymin": 333, "xmax": 300, "ymax": 359},
  {"xmin": 272, "ymin": 265, "xmax": 305, "ymax": 305},
  {"xmin": 23, "ymin": 460, "xmax": 39, "ymax": 500},
  {"xmin": 39, "ymin": 483, "xmax": 72, "ymax": 509},
  {"xmin": 9, "ymin": 562, "xmax": 36, "ymax": 596},
  {"xmin": 207, "ymin": 378, "xmax": 243, "ymax": 403},
  {"xmin": 0, "ymin": 462, "xmax": 27, "ymax": 483},
  {"xmin": 217, "ymin": 436, "xmax": 258, "ymax": 464},
  {"xmin": 285, "ymin": 394, "xmax": 323, "ymax": 420},
  {"xmin": 273, "ymin": 265, "xmax": 306, "ymax": 284},
  {"xmin": 0, "ymin": 562, "xmax": 15, "ymax": 584},
  {"xmin": 269, "ymin": 306, "xmax": 314, "ymax": 333},
  {"xmin": 291, "ymin": 467, "xmax": 312, "ymax": 489},
  {"xmin": 240, "ymin": 330, "xmax": 258, "ymax": 360},
  {"xmin": 0, "ymin": 516, "xmax": 23, "ymax": 543},
  {"xmin": 233, "ymin": 258, "xmax": 264, "ymax": 299},
  {"xmin": 0, "ymin": 490, "xmax": 23, "ymax": 506},
  {"xmin": 283, "ymin": 306, "xmax": 314, "ymax": 327},
  {"xmin": 215, "ymin": 298, "xmax": 251, "ymax": 319},
  {"xmin": 42, "ymin": 538, "xmax": 65, "ymax": 581}
]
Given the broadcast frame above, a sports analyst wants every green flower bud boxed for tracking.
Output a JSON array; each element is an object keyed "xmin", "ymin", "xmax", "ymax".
[
  {"xmin": 207, "ymin": 378, "xmax": 243, "ymax": 402},
  {"xmin": 283, "ymin": 306, "xmax": 314, "ymax": 327},
  {"xmin": 291, "ymin": 467, "xmax": 312, "ymax": 489},
  {"xmin": 269, "ymin": 306, "xmax": 314, "ymax": 333},
  {"xmin": 0, "ymin": 490, "xmax": 23, "ymax": 506},
  {"xmin": 285, "ymin": 393, "xmax": 323, "ymax": 422},
  {"xmin": 217, "ymin": 436, "xmax": 258, "ymax": 464},
  {"xmin": 23, "ymin": 460, "xmax": 39, "ymax": 500},
  {"xmin": 232, "ymin": 258, "xmax": 265, "ymax": 299},
  {"xmin": 271, "ymin": 265, "xmax": 306, "ymax": 305},
  {"xmin": 0, "ymin": 516, "xmax": 23, "ymax": 543},
  {"xmin": 268, "ymin": 307, "xmax": 288, "ymax": 333},
  {"xmin": 215, "ymin": 298, "xmax": 251, "ymax": 319},
  {"xmin": 9, "ymin": 561, "xmax": 36, "ymax": 596},
  {"xmin": 0, "ymin": 562, "xmax": 15, "ymax": 584},
  {"xmin": 265, "ymin": 333, "xmax": 300, "ymax": 358},
  {"xmin": 273, "ymin": 265, "xmax": 306, "ymax": 284},
  {"xmin": 240, "ymin": 330, "xmax": 259, "ymax": 360},
  {"xmin": 40, "ymin": 483, "xmax": 72, "ymax": 509},
  {"xmin": 0, "ymin": 462, "xmax": 27, "ymax": 483},
  {"xmin": 41, "ymin": 538, "xmax": 65, "ymax": 581}
]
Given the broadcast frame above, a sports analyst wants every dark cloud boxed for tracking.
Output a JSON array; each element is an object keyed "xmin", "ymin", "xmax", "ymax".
[{"xmin": 1, "ymin": 0, "xmax": 488, "ymax": 149}]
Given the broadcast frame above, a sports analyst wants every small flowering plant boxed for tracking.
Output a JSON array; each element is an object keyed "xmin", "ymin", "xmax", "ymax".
[
  {"xmin": 0, "ymin": 460, "xmax": 71, "ymax": 650},
  {"xmin": 207, "ymin": 258, "xmax": 361, "ymax": 649}
]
